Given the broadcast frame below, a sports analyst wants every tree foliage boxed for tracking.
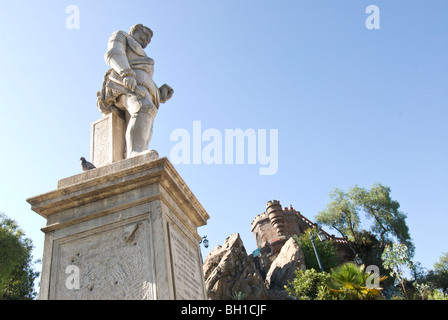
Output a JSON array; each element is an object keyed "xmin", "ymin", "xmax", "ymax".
[
  {"xmin": 285, "ymin": 268, "xmax": 333, "ymax": 300},
  {"xmin": 286, "ymin": 263, "xmax": 387, "ymax": 300},
  {"xmin": 433, "ymin": 252, "xmax": 448, "ymax": 274},
  {"xmin": 294, "ymin": 228, "xmax": 340, "ymax": 272},
  {"xmin": 315, "ymin": 188, "xmax": 360, "ymax": 242},
  {"xmin": 0, "ymin": 212, "xmax": 39, "ymax": 300},
  {"xmin": 315, "ymin": 183, "xmax": 414, "ymax": 257},
  {"xmin": 327, "ymin": 262, "xmax": 387, "ymax": 300},
  {"xmin": 381, "ymin": 242, "xmax": 413, "ymax": 298},
  {"xmin": 424, "ymin": 252, "xmax": 448, "ymax": 294}
]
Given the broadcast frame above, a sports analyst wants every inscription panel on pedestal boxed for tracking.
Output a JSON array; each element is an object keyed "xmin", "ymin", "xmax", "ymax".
[
  {"xmin": 168, "ymin": 224, "xmax": 205, "ymax": 300},
  {"xmin": 52, "ymin": 219, "xmax": 154, "ymax": 300},
  {"xmin": 91, "ymin": 117, "xmax": 110, "ymax": 167}
]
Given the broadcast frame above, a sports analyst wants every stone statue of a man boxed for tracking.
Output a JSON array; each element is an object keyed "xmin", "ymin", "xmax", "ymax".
[{"xmin": 97, "ymin": 24, "xmax": 173, "ymax": 158}]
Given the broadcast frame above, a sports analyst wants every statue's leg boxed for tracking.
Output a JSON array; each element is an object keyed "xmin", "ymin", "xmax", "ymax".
[{"xmin": 124, "ymin": 91, "xmax": 158, "ymax": 158}]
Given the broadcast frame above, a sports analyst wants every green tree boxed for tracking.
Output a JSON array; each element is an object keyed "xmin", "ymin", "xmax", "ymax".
[
  {"xmin": 434, "ymin": 252, "xmax": 448, "ymax": 274},
  {"xmin": 428, "ymin": 289, "xmax": 448, "ymax": 300},
  {"xmin": 425, "ymin": 252, "xmax": 448, "ymax": 293},
  {"xmin": 316, "ymin": 183, "xmax": 414, "ymax": 258},
  {"xmin": 294, "ymin": 228, "xmax": 340, "ymax": 272},
  {"xmin": 314, "ymin": 188, "xmax": 360, "ymax": 243},
  {"xmin": 350, "ymin": 184, "xmax": 413, "ymax": 254},
  {"xmin": 285, "ymin": 268, "xmax": 333, "ymax": 300},
  {"xmin": 381, "ymin": 242, "xmax": 413, "ymax": 299},
  {"xmin": 0, "ymin": 212, "xmax": 39, "ymax": 299}
]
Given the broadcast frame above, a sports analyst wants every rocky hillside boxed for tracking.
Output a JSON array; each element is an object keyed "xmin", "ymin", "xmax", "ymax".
[
  {"xmin": 203, "ymin": 233, "xmax": 306, "ymax": 300},
  {"xmin": 202, "ymin": 233, "xmax": 269, "ymax": 300}
]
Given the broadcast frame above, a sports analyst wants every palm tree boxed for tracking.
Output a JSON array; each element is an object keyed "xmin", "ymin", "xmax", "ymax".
[{"xmin": 327, "ymin": 262, "xmax": 387, "ymax": 299}]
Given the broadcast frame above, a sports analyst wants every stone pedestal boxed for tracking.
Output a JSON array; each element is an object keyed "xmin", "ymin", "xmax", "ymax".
[
  {"xmin": 27, "ymin": 154, "xmax": 209, "ymax": 300},
  {"xmin": 90, "ymin": 113, "xmax": 126, "ymax": 168}
]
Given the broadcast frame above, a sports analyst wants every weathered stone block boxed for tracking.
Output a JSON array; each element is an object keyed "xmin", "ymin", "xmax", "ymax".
[{"xmin": 90, "ymin": 113, "xmax": 126, "ymax": 168}]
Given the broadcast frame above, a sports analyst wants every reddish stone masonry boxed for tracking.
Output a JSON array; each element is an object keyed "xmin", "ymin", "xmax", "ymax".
[{"xmin": 251, "ymin": 200, "xmax": 352, "ymax": 274}]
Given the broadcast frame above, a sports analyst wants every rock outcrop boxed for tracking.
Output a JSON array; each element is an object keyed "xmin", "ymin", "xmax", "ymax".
[
  {"xmin": 264, "ymin": 237, "xmax": 306, "ymax": 299},
  {"xmin": 203, "ymin": 233, "xmax": 269, "ymax": 300},
  {"xmin": 203, "ymin": 233, "xmax": 308, "ymax": 300}
]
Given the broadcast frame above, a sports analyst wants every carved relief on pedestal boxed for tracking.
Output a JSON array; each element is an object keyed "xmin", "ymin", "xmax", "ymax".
[{"xmin": 52, "ymin": 219, "xmax": 154, "ymax": 300}]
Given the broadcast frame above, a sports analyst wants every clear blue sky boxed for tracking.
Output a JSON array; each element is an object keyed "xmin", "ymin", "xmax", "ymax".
[{"xmin": 0, "ymin": 0, "xmax": 447, "ymax": 289}]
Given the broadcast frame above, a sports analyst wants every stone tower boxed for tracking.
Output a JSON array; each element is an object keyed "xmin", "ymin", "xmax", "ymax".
[
  {"xmin": 266, "ymin": 200, "xmax": 285, "ymax": 235},
  {"xmin": 251, "ymin": 200, "xmax": 351, "ymax": 273}
]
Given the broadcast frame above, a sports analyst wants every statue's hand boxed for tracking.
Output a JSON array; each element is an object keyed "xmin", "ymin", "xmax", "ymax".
[
  {"xmin": 123, "ymin": 76, "xmax": 137, "ymax": 92},
  {"xmin": 159, "ymin": 84, "xmax": 174, "ymax": 103}
]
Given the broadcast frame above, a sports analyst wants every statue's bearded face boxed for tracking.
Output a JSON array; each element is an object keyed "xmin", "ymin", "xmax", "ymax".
[{"xmin": 133, "ymin": 29, "xmax": 152, "ymax": 48}]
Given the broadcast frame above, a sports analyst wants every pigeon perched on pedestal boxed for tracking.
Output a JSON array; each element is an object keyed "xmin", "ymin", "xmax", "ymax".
[{"xmin": 80, "ymin": 157, "xmax": 96, "ymax": 171}]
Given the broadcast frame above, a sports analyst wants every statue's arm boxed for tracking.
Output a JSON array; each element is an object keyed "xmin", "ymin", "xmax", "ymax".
[
  {"xmin": 104, "ymin": 31, "xmax": 137, "ymax": 91},
  {"xmin": 104, "ymin": 31, "xmax": 135, "ymax": 79}
]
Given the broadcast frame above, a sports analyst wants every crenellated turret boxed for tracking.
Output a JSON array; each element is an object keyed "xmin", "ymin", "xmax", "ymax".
[{"xmin": 266, "ymin": 200, "xmax": 285, "ymax": 236}]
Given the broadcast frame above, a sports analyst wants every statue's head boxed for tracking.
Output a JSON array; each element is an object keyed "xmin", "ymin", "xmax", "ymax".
[{"xmin": 130, "ymin": 24, "xmax": 153, "ymax": 48}]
